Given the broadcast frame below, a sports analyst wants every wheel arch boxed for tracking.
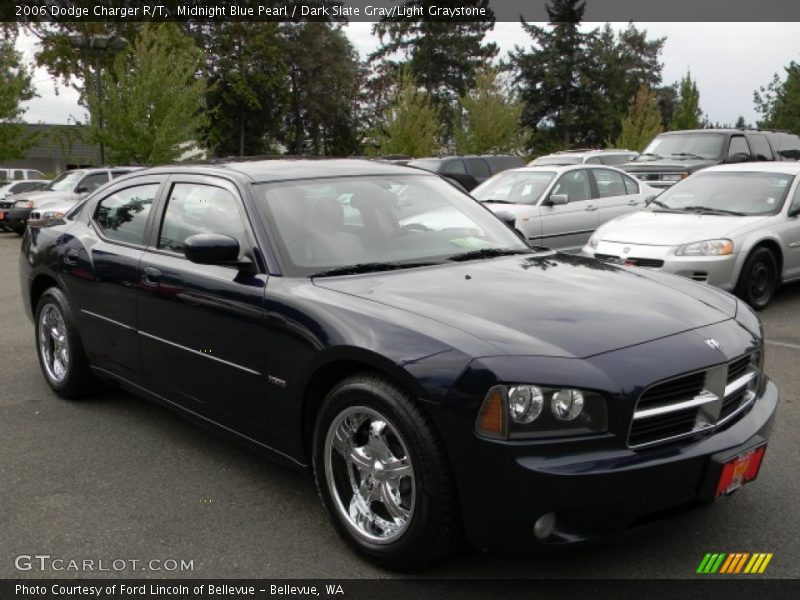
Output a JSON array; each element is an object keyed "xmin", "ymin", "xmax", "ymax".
[{"xmin": 29, "ymin": 272, "xmax": 62, "ymax": 316}]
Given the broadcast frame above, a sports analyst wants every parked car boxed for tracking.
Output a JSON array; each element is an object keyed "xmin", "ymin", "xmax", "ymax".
[
  {"xmin": 407, "ymin": 154, "xmax": 525, "ymax": 191},
  {"xmin": 583, "ymin": 162, "xmax": 800, "ymax": 309},
  {"xmin": 472, "ymin": 164, "xmax": 658, "ymax": 252},
  {"xmin": 620, "ymin": 128, "xmax": 800, "ymax": 189},
  {"xmin": 0, "ymin": 167, "xmax": 47, "ymax": 181},
  {"xmin": 529, "ymin": 148, "xmax": 638, "ymax": 167},
  {"xmin": 0, "ymin": 180, "xmax": 50, "ymax": 232},
  {"xmin": 21, "ymin": 159, "xmax": 776, "ymax": 569},
  {"xmin": 1, "ymin": 166, "xmax": 141, "ymax": 234}
]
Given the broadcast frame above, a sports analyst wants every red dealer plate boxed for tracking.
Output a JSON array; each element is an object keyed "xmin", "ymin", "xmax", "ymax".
[
  {"xmin": 715, "ymin": 443, "xmax": 766, "ymax": 497},
  {"xmin": 0, "ymin": 211, "xmax": 5, "ymax": 220}
]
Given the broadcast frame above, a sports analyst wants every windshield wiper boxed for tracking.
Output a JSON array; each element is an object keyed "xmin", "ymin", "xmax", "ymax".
[
  {"xmin": 679, "ymin": 206, "xmax": 747, "ymax": 216},
  {"xmin": 670, "ymin": 152, "xmax": 705, "ymax": 160},
  {"xmin": 646, "ymin": 198, "xmax": 673, "ymax": 210},
  {"xmin": 310, "ymin": 262, "xmax": 436, "ymax": 277},
  {"xmin": 481, "ymin": 199, "xmax": 513, "ymax": 204},
  {"xmin": 636, "ymin": 152, "xmax": 663, "ymax": 160},
  {"xmin": 447, "ymin": 248, "xmax": 532, "ymax": 262}
]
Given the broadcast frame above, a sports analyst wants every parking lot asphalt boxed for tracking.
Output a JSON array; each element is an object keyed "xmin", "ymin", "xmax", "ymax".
[{"xmin": 0, "ymin": 229, "xmax": 798, "ymax": 580}]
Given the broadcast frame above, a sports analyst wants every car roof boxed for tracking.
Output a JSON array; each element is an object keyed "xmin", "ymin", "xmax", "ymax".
[
  {"xmin": 138, "ymin": 158, "xmax": 430, "ymax": 182},
  {"xmin": 504, "ymin": 164, "xmax": 634, "ymax": 175},
  {"xmin": 700, "ymin": 162, "xmax": 800, "ymax": 175}
]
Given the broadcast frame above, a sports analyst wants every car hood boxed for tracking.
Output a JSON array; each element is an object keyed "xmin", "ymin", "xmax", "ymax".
[
  {"xmin": 31, "ymin": 197, "xmax": 78, "ymax": 211},
  {"xmin": 597, "ymin": 210, "xmax": 769, "ymax": 246},
  {"xmin": 621, "ymin": 159, "xmax": 718, "ymax": 172},
  {"xmin": 313, "ymin": 253, "xmax": 736, "ymax": 358},
  {"xmin": 11, "ymin": 190, "xmax": 73, "ymax": 206},
  {"xmin": 482, "ymin": 202, "xmax": 541, "ymax": 219}
]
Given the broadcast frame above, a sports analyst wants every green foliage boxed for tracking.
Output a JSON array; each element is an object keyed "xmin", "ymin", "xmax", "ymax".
[
  {"xmin": 454, "ymin": 67, "xmax": 526, "ymax": 154},
  {"xmin": 754, "ymin": 61, "xmax": 800, "ymax": 134},
  {"xmin": 281, "ymin": 23, "xmax": 363, "ymax": 156},
  {"xmin": 84, "ymin": 23, "xmax": 206, "ymax": 165},
  {"xmin": 671, "ymin": 71, "xmax": 703, "ymax": 130},
  {"xmin": 0, "ymin": 31, "xmax": 36, "ymax": 162},
  {"xmin": 616, "ymin": 86, "xmax": 663, "ymax": 151},
  {"xmin": 194, "ymin": 22, "xmax": 288, "ymax": 157},
  {"xmin": 373, "ymin": 69, "xmax": 441, "ymax": 157}
]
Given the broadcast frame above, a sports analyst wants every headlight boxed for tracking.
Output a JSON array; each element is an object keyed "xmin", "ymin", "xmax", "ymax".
[
  {"xmin": 40, "ymin": 210, "xmax": 65, "ymax": 220},
  {"xmin": 661, "ymin": 173, "xmax": 688, "ymax": 182},
  {"xmin": 586, "ymin": 233, "xmax": 599, "ymax": 250},
  {"xmin": 675, "ymin": 239, "xmax": 734, "ymax": 256},
  {"xmin": 14, "ymin": 200, "xmax": 33, "ymax": 209},
  {"xmin": 476, "ymin": 384, "xmax": 608, "ymax": 440}
]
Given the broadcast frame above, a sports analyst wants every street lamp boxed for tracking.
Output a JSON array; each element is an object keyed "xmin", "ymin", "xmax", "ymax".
[{"xmin": 68, "ymin": 34, "xmax": 128, "ymax": 164}]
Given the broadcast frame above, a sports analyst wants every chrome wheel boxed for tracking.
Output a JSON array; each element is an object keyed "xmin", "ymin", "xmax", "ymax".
[
  {"xmin": 324, "ymin": 406, "xmax": 415, "ymax": 544},
  {"xmin": 38, "ymin": 303, "xmax": 70, "ymax": 384}
]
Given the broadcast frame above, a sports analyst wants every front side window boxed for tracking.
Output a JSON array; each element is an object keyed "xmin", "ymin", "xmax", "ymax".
[
  {"xmin": 593, "ymin": 169, "xmax": 627, "ymax": 198},
  {"xmin": 472, "ymin": 170, "xmax": 556, "ymax": 205},
  {"xmin": 442, "ymin": 160, "xmax": 467, "ymax": 175},
  {"xmin": 253, "ymin": 175, "xmax": 529, "ymax": 276},
  {"xmin": 79, "ymin": 172, "xmax": 110, "ymax": 193},
  {"xmin": 789, "ymin": 178, "xmax": 800, "ymax": 214},
  {"xmin": 94, "ymin": 184, "xmax": 158, "ymax": 245},
  {"xmin": 728, "ymin": 136, "xmax": 751, "ymax": 158},
  {"xmin": 655, "ymin": 172, "xmax": 793, "ymax": 216},
  {"xmin": 550, "ymin": 169, "xmax": 591, "ymax": 202},
  {"xmin": 158, "ymin": 183, "xmax": 249, "ymax": 255},
  {"xmin": 47, "ymin": 171, "xmax": 85, "ymax": 192}
]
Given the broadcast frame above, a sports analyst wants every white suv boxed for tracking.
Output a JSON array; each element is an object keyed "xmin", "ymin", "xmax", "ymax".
[{"xmin": 529, "ymin": 149, "xmax": 638, "ymax": 167}]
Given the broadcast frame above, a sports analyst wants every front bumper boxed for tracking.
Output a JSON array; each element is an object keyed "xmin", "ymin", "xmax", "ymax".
[
  {"xmin": 1, "ymin": 207, "xmax": 31, "ymax": 230},
  {"xmin": 455, "ymin": 379, "xmax": 777, "ymax": 550},
  {"xmin": 585, "ymin": 241, "xmax": 739, "ymax": 290}
]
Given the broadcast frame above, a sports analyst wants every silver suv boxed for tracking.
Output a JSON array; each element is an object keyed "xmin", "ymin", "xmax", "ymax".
[{"xmin": 529, "ymin": 149, "xmax": 638, "ymax": 167}]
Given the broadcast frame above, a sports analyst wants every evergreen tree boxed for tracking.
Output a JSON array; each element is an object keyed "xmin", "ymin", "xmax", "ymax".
[
  {"xmin": 84, "ymin": 23, "xmax": 206, "ymax": 164},
  {"xmin": 373, "ymin": 69, "xmax": 441, "ymax": 157},
  {"xmin": 454, "ymin": 67, "xmax": 526, "ymax": 154},
  {"xmin": 615, "ymin": 86, "xmax": 663, "ymax": 151},
  {"xmin": 754, "ymin": 61, "xmax": 800, "ymax": 134},
  {"xmin": 671, "ymin": 71, "xmax": 703, "ymax": 130},
  {"xmin": 735, "ymin": 116, "xmax": 748, "ymax": 129},
  {"xmin": 0, "ymin": 31, "xmax": 36, "ymax": 162}
]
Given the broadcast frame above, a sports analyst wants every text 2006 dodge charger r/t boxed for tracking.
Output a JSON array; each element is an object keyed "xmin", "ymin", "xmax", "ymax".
[{"xmin": 19, "ymin": 160, "xmax": 776, "ymax": 569}]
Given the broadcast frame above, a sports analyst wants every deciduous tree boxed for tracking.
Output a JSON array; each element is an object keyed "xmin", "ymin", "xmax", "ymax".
[
  {"xmin": 373, "ymin": 69, "xmax": 440, "ymax": 157},
  {"xmin": 754, "ymin": 61, "xmax": 800, "ymax": 134},
  {"xmin": 0, "ymin": 30, "xmax": 36, "ymax": 162},
  {"xmin": 615, "ymin": 86, "xmax": 663, "ymax": 151}
]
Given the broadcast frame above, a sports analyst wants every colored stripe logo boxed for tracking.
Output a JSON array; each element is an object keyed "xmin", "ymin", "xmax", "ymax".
[{"xmin": 697, "ymin": 553, "xmax": 773, "ymax": 574}]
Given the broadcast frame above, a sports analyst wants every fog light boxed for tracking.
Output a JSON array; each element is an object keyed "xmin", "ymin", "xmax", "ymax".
[
  {"xmin": 551, "ymin": 389, "xmax": 584, "ymax": 421},
  {"xmin": 533, "ymin": 512, "xmax": 556, "ymax": 540},
  {"xmin": 508, "ymin": 385, "xmax": 544, "ymax": 424}
]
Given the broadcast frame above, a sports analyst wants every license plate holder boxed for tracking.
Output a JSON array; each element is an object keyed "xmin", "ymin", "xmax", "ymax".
[{"xmin": 699, "ymin": 438, "xmax": 767, "ymax": 501}]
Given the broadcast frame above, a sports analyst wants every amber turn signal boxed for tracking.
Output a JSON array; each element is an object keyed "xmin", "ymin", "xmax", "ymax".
[{"xmin": 476, "ymin": 387, "xmax": 506, "ymax": 439}]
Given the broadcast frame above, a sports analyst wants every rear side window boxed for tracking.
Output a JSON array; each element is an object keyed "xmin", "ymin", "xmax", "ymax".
[
  {"xmin": 749, "ymin": 135, "xmax": 773, "ymax": 161},
  {"xmin": 623, "ymin": 174, "xmax": 639, "ymax": 194},
  {"xmin": 465, "ymin": 158, "xmax": 491, "ymax": 178},
  {"xmin": 593, "ymin": 169, "xmax": 627, "ymax": 198},
  {"xmin": 600, "ymin": 154, "xmax": 635, "ymax": 165},
  {"xmin": 158, "ymin": 183, "xmax": 249, "ymax": 255},
  {"xmin": 728, "ymin": 136, "xmax": 751, "ymax": 157},
  {"xmin": 94, "ymin": 184, "xmax": 158, "ymax": 245},
  {"xmin": 442, "ymin": 160, "xmax": 467, "ymax": 175}
]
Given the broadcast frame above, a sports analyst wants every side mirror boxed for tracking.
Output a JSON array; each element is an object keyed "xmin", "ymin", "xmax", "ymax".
[
  {"xmin": 725, "ymin": 152, "xmax": 750, "ymax": 164},
  {"xmin": 184, "ymin": 233, "xmax": 242, "ymax": 265},
  {"xmin": 546, "ymin": 194, "xmax": 569, "ymax": 206},
  {"xmin": 494, "ymin": 210, "xmax": 517, "ymax": 229},
  {"xmin": 644, "ymin": 194, "xmax": 657, "ymax": 206},
  {"xmin": 75, "ymin": 186, "xmax": 89, "ymax": 194},
  {"xmin": 788, "ymin": 205, "xmax": 800, "ymax": 218}
]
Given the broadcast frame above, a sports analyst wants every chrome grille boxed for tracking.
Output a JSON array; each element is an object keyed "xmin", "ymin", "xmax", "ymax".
[{"xmin": 628, "ymin": 354, "xmax": 760, "ymax": 448}]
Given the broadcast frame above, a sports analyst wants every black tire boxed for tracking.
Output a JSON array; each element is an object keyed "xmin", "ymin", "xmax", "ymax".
[
  {"xmin": 735, "ymin": 247, "xmax": 778, "ymax": 310},
  {"xmin": 312, "ymin": 373, "xmax": 460, "ymax": 570},
  {"xmin": 34, "ymin": 287, "xmax": 97, "ymax": 399}
]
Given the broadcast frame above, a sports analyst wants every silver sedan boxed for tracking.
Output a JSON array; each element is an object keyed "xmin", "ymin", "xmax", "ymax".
[
  {"xmin": 582, "ymin": 162, "xmax": 800, "ymax": 309},
  {"xmin": 472, "ymin": 164, "xmax": 658, "ymax": 252}
]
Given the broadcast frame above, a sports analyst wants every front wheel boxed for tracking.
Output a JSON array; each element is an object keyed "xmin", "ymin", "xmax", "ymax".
[
  {"xmin": 312, "ymin": 374, "xmax": 460, "ymax": 570},
  {"xmin": 35, "ymin": 287, "xmax": 96, "ymax": 398},
  {"xmin": 735, "ymin": 247, "xmax": 778, "ymax": 310}
]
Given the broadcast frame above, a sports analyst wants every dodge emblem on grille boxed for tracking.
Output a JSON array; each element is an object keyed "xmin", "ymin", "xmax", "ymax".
[{"xmin": 705, "ymin": 338, "xmax": 723, "ymax": 351}]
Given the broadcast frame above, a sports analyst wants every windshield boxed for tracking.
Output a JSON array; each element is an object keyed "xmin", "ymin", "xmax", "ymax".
[
  {"xmin": 655, "ymin": 171, "xmax": 794, "ymax": 215},
  {"xmin": 637, "ymin": 133, "xmax": 725, "ymax": 161},
  {"xmin": 253, "ymin": 174, "xmax": 530, "ymax": 276},
  {"xmin": 531, "ymin": 156, "xmax": 581, "ymax": 165},
  {"xmin": 46, "ymin": 171, "xmax": 84, "ymax": 192},
  {"xmin": 472, "ymin": 170, "xmax": 556, "ymax": 205}
]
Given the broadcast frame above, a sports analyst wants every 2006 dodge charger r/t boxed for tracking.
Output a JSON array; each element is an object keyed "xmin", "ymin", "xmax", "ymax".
[{"xmin": 19, "ymin": 159, "xmax": 777, "ymax": 569}]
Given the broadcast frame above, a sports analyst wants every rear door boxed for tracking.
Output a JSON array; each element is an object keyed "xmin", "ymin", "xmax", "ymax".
[
  {"xmin": 136, "ymin": 175, "xmax": 268, "ymax": 438},
  {"xmin": 538, "ymin": 168, "xmax": 598, "ymax": 251},
  {"xmin": 591, "ymin": 167, "xmax": 645, "ymax": 224},
  {"xmin": 782, "ymin": 180, "xmax": 800, "ymax": 280}
]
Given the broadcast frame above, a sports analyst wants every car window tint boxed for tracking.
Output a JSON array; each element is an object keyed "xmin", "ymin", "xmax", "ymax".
[
  {"xmin": 94, "ymin": 184, "xmax": 158, "ymax": 245},
  {"xmin": 550, "ymin": 170, "xmax": 591, "ymax": 202},
  {"xmin": 790, "ymin": 179, "xmax": 800, "ymax": 213},
  {"xmin": 465, "ymin": 158, "xmax": 491, "ymax": 178},
  {"xmin": 593, "ymin": 169, "xmax": 627, "ymax": 198},
  {"xmin": 442, "ymin": 160, "xmax": 467, "ymax": 175},
  {"xmin": 749, "ymin": 135, "xmax": 773, "ymax": 161},
  {"xmin": 13, "ymin": 170, "xmax": 25, "ymax": 180},
  {"xmin": 158, "ymin": 183, "xmax": 248, "ymax": 255},
  {"xmin": 586, "ymin": 157, "xmax": 602, "ymax": 164},
  {"xmin": 623, "ymin": 174, "xmax": 639, "ymax": 194},
  {"xmin": 728, "ymin": 136, "xmax": 751, "ymax": 157},
  {"xmin": 80, "ymin": 172, "xmax": 110, "ymax": 193},
  {"xmin": 599, "ymin": 154, "xmax": 629, "ymax": 165}
]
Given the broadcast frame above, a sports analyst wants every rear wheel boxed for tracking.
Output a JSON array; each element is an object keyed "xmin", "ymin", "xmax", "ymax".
[
  {"xmin": 35, "ymin": 287, "xmax": 96, "ymax": 398},
  {"xmin": 312, "ymin": 374, "xmax": 460, "ymax": 570},
  {"xmin": 735, "ymin": 247, "xmax": 778, "ymax": 310}
]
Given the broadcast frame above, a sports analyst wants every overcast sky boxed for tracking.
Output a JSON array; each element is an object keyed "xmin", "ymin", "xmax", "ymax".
[{"xmin": 17, "ymin": 22, "xmax": 800, "ymax": 129}]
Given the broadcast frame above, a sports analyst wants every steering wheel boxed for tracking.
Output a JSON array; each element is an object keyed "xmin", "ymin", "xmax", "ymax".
[{"xmin": 392, "ymin": 223, "xmax": 430, "ymax": 238}]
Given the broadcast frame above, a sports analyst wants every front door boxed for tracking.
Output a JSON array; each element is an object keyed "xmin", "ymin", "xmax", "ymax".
[
  {"xmin": 136, "ymin": 176, "xmax": 268, "ymax": 438},
  {"xmin": 538, "ymin": 169, "xmax": 598, "ymax": 252}
]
